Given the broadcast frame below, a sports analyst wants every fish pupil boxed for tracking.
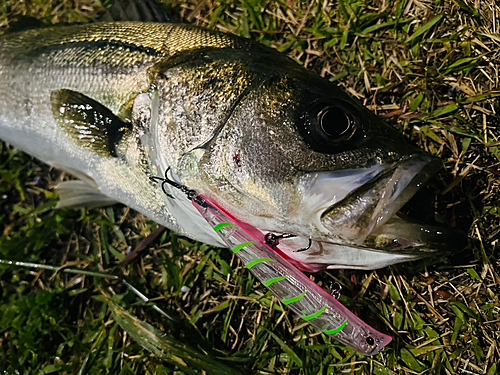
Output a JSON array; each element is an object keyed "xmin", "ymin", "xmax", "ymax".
[
  {"xmin": 298, "ymin": 99, "xmax": 360, "ymax": 153},
  {"xmin": 318, "ymin": 107, "xmax": 352, "ymax": 139}
]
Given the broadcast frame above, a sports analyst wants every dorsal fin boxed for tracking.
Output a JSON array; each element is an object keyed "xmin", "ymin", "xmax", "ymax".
[
  {"xmin": 4, "ymin": 0, "xmax": 172, "ymax": 34},
  {"xmin": 5, "ymin": 15, "xmax": 45, "ymax": 33},
  {"xmin": 97, "ymin": 0, "xmax": 172, "ymax": 23}
]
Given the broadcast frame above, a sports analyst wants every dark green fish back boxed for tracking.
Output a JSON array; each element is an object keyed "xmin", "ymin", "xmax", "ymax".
[
  {"xmin": 0, "ymin": 22, "xmax": 254, "ymax": 132},
  {"xmin": 0, "ymin": 22, "xmax": 248, "ymax": 66}
]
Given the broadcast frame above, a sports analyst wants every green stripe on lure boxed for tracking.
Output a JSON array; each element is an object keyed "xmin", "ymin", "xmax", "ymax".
[{"xmin": 188, "ymin": 193, "xmax": 392, "ymax": 356}]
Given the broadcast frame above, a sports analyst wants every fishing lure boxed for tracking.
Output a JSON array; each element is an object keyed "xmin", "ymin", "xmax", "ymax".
[
  {"xmin": 152, "ymin": 171, "xmax": 392, "ymax": 355},
  {"xmin": 191, "ymin": 194, "xmax": 391, "ymax": 356}
]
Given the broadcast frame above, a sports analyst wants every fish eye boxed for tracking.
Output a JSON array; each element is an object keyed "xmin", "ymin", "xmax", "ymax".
[
  {"xmin": 297, "ymin": 99, "xmax": 360, "ymax": 154},
  {"xmin": 317, "ymin": 106, "xmax": 355, "ymax": 140},
  {"xmin": 365, "ymin": 336, "xmax": 375, "ymax": 347}
]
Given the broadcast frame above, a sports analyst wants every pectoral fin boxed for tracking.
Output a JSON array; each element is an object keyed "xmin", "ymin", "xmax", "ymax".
[
  {"xmin": 56, "ymin": 180, "xmax": 118, "ymax": 209},
  {"xmin": 51, "ymin": 89, "xmax": 132, "ymax": 157}
]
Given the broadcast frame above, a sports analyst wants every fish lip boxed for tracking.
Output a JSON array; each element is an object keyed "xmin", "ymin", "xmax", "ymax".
[
  {"xmin": 295, "ymin": 163, "xmax": 392, "ymax": 226},
  {"xmin": 319, "ymin": 153, "xmax": 443, "ymax": 243},
  {"xmin": 364, "ymin": 212, "xmax": 468, "ymax": 253},
  {"xmin": 267, "ymin": 155, "xmax": 465, "ymax": 271},
  {"xmin": 362, "ymin": 153, "xmax": 443, "ymax": 239}
]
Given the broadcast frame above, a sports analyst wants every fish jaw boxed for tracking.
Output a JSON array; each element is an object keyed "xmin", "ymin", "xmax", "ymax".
[
  {"xmin": 294, "ymin": 163, "xmax": 391, "ymax": 234},
  {"xmin": 267, "ymin": 221, "xmax": 466, "ymax": 272},
  {"xmin": 264, "ymin": 239, "xmax": 427, "ymax": 272},
  {"xmin": 319, "ymin": 153, "xmax": 442, "ymax": 244},
  {"xmin": 259, "ymin": 153, "xmax": 466, "ymax": 271}
]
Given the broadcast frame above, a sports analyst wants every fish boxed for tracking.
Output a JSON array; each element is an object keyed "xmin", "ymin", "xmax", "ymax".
[{"xmin": 0, "ymin": 19, "xmax": 465, "ymax": 272}]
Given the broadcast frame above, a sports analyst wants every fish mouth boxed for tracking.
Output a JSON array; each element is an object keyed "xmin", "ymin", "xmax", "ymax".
[
  {"xmin": 319, "ymin": 153, "xmax": 442, "ymax": 244},
  {"xmin": 287, "ymin": 154, "xmax": 466, "ymax": 270}
]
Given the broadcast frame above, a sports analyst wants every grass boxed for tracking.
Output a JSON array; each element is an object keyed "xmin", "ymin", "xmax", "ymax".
[{"xmin": 1, "ymin": 0, "xmax": 500, "ymax": 374}]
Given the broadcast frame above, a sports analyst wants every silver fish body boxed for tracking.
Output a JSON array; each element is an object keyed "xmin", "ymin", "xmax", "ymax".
[
  {"xmin": 0, "ymin": 22, "xmax": 463, "ymax": 271},
  {"xmin": 0, "ymin": 22, "xmax": 237, "ymax": 246}
]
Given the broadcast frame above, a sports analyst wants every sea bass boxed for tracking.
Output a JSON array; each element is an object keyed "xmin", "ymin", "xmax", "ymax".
[{"xmin": 0, "ymin": 22, "xmax": 463, "ymax": 271}]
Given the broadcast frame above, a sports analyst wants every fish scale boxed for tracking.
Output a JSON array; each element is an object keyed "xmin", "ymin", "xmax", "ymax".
[
  {"xmin": 1, "ymin": 22, "xmax": 241, "ymax": 57},
  {"xmin": 0, "ymin": 20, "xmax": 463, "ymax": 276}
]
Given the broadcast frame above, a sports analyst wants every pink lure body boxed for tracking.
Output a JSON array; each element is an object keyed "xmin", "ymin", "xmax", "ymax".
[{"xmin": 191, "ymin": 194, "xmax": 391, "ymax": 356}]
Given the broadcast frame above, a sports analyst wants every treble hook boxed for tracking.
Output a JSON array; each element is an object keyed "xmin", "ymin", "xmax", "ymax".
[
  {"xmin": 294, "ymin": 238, "xmax": 312, "ymax": 252},
  {"xmin": 150, "ymin": 167, "xmax": 196, "ymax": 200},
  {"xmin": 264, "ymin": 233, "xmax": 312, "ymax": 253}
]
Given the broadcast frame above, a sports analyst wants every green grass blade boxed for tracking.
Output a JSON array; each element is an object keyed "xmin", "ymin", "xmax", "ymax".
[
  {"xmin": 267, "ymin": 330, "xmax": 303, "ymax": 367},
  {"xmin": 106, "ymin": 295, "xmax": 244, "ymax": 375},
  {"xmin": 428, "ymin": 103, "xmax": 459, "ymax": 118},
  {"xmin": 407, "ymin": 15, "xmax": 443, "ymax": 43}
]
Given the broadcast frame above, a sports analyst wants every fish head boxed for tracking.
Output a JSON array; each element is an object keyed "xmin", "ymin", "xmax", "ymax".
[{"xmin": 153, "ymin": 46, "xmax": 464, "ymax": 270}]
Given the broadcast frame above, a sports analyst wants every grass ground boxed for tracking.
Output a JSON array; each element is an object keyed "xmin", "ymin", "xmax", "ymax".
[{"xmin": 0, "ymin": 0, "xmax": 499, "ymax": 374}]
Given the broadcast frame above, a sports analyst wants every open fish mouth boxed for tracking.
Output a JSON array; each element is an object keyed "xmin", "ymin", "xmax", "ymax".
[
  {"xmin": 281, "ymin": 153, "xmax": 466, "ymax": 271},
  {"xmin": 319, "ymin": 153, "xmax": 442, "ymax": 244}
]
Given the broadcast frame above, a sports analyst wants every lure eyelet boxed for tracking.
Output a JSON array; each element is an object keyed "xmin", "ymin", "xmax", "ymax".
[{"xmin": 365, "ymin": 336, "xmax": 375, "ymax": 347}]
